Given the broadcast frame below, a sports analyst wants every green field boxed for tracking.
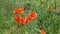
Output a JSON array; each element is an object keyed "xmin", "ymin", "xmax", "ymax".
[{"xmin": 0, "ymin": 0, "xmax": 60, "ymax": 34}]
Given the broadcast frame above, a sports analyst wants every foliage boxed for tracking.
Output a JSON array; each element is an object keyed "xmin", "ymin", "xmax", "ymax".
[{"xmin": 0, "ymin": 0, "xmax": 60, "ymax": 34}]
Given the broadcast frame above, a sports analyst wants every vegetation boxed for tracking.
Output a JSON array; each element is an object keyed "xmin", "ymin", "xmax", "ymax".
[{"xmin": 0, "ymin": 0, "xmax": 60, "ymax": 34}]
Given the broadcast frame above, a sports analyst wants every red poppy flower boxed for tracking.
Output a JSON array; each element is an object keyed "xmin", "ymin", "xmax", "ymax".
[
  {"xmin": 19, "ymin": 8, "xmax": 24, "ymax": 14},
  {"xmin": 29, "ymin": 12, "xmax": 37, "ymax": 18},
  {"xmin": 13, "ymin": 8, "xmax": 24, "ymax": 14},
  {"xmin": 13, "ymin": 8, "xmax": 19, "ymax": 14},
  {"xmin": 19, "ymin": 18, "xmax": 26, "ymax": 25},
  {"xmin": 25, "ymin": 15, "xmax": 32, "ymax": 22},
  {"xmin": 14, "ymin": 16, "xmax": 20, "ymax": 22},
  {"xmin": 39, "ymin": 29, "xmax": 44, "ymax": 34}
]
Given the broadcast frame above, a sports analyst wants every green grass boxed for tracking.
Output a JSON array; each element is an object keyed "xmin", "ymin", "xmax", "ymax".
[{"xmin": 0, "ymin": 0, "xmax": 60, "ymax": 34}]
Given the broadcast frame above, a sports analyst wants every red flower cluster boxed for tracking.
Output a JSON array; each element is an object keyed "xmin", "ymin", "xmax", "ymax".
[
  {"xmin": 14, "ymin": 16, "xmax": 26, "ymax": 25},
  {"xmin": 13, "ymin": 8, "xmax": 37, "ymax": 25}
]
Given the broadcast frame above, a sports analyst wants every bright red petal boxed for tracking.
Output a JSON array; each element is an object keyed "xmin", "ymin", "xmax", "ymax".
[
  {"xmin": 29, "ymin": 12, "xmax": 37, "ymax": 18},
  {"xmin": 13, "ymin": 8, "xmax": 19, "ymax": 14},
  {"xmin": 25, "ymin": 15, "xmax": 31, "ymax": 20},
  {"xmin": 19, "ymin": 18, "xmax": 25, "ymax": 25},
  {"xmin": 25, "ymin": 15, "xmax": 32, "ymax": 22},
  {"xmin": 19, "ymin": 8, "xmax": 24, "ymax": 14},
  {"xmin": 14, "ymin": 16, "xmax": 20, "ymax": 23}
]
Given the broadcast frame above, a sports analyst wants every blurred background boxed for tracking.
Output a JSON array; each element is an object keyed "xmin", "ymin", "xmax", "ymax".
[{"xmin": 0, "ymin": 0, "xmax": 60, "ymax": 34}]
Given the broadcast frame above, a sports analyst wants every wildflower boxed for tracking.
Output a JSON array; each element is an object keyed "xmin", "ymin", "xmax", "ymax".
[
  {"xmin": 29, "ymin": 12, "xmax": 37, "ymax": 18},
  {"xmin": 39, "ymin": 29, "xmax": 44, "ymax": 34},
  {"xmin": 13, "ymin": 8, "xmax": 19, "ymax": 14},
  {"xmin": 19, "ymin": 18, "xmax": 25, "ymax": 25},
  {"xmin": 19, "ymin": 8, "xmax": 24, "ymax": 14},
  {"xmin": 25, "ymin": 15, "xmax": 32, "ymax": 22},
  {"xmin": 14, "ymin": 16, "xmax": 20, "ymax": 22},
  {"xmin": 13, "ymin": 8, "xmax": 24, "ymax": 14}
]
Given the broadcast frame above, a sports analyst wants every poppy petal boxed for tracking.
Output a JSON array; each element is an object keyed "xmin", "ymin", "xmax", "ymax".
[
  {"xmin": 29, "ymin": 12, "xmax": 37, "ymax": 18},
  {"xmin": 19, "ymin": 18, "xmax": 25, "ymax": 25},
  {"xmin": 25, "ymin": 15, "xmax": 32, "ymax": 22},
  {"xmin": 13, "ymin": 8, "xmax": 19, "ymax": 14},
  {"xmin": 14, "ymin": 16, "xmax": 20, "ymax": 22},
  {"xmin": 19, "ymin": 8, "xmax": 24, "ymax": 14}
]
